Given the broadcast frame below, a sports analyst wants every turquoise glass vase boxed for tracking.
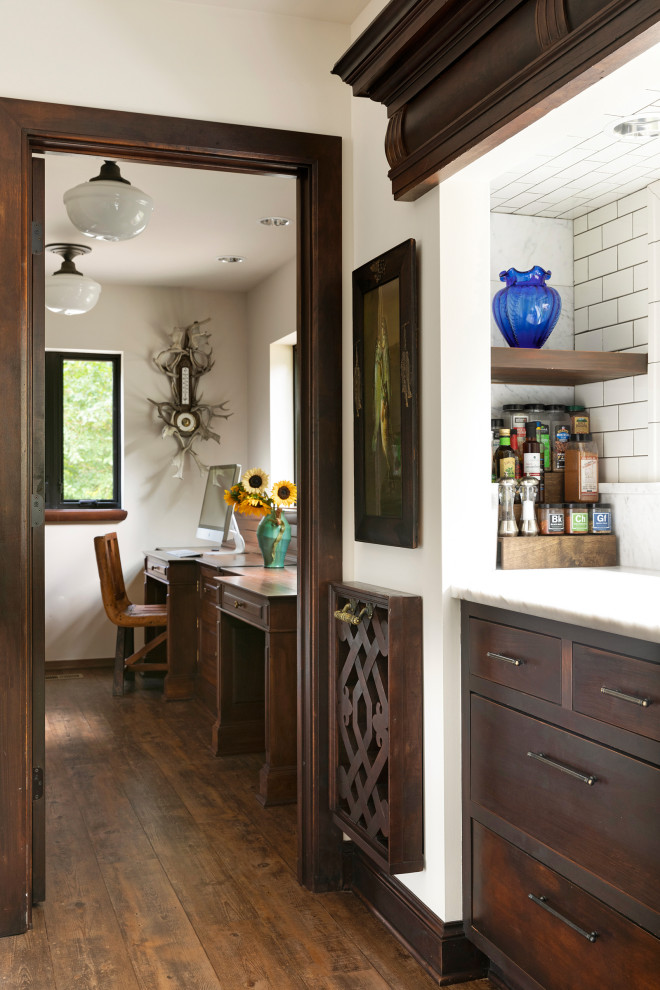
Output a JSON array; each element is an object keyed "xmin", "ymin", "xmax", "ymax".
[
  {"xmin": 492, "ymin": 265, "xmax": 562, "ymax": 348},
  {"xmin": 257, "ymin": 511, "xmax": 291, "ymax": 568}
]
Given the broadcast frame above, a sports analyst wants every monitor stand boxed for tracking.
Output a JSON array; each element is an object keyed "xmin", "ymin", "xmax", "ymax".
[{"xmin": 204, "ymin": 514, "xmax": 246, "ymax": 555}]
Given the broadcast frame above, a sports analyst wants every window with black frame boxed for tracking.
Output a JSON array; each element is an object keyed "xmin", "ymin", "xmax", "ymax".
[{"xmin": 45, "ymin": 352, "xmax": 121, "ymax": 510}]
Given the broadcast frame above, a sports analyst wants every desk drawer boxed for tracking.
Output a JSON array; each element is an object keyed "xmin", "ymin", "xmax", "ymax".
[
  {"xmin": 200, "ymin": 569, "xmax": 221, "ymax": 606},
  {"xmin": 472, "ymin": 822, "xmax": 659, "ymax": 990},
  {"xmin": 467, "ymin": 616, "xmax": 562, "ymax": 704},
  {"xmin": 220, "ymin": 585, "xmax": 268, "ymax": 627},
  {"xmin": 573, "ymin": 644, "xmax": 660, "ymax": 743},
  {"xmin": 470, "ymin": 695, "xmax": 660, "ymax": 914},
  {"xmin": 145, "ymin": 556, "xmax": 169, "ymax": 581}
]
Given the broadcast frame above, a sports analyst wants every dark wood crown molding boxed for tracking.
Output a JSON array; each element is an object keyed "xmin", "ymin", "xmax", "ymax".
[{"xmin": 333, "ymin": 0, "xmax": 660, "ymax": 200}]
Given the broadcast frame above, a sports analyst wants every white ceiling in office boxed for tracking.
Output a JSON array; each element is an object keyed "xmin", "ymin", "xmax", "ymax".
[
  {"xmin": 44, "ymin": 155, "xmax": 297, "ymax": 292},
  {"xmin": 166, "ymin": 0, "xmax": 372, "ymax": 24},
  {"xmin": 490, "ymin": 41, "xmax": 660, "ymax": 219}
]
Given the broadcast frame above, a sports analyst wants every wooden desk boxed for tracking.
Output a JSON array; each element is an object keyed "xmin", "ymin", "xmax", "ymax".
[{"xmin": 143, "ymin": 551, "xmax": 297, "ymax": 805}]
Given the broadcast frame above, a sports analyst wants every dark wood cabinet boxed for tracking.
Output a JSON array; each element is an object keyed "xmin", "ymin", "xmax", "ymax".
[{"xmin": 462, "ymin": 602, "xmax": 660, "ymax": 990}]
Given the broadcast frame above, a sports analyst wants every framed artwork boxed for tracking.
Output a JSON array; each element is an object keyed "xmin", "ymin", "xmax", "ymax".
[{"xmin": 352, "ymin": 239, "xmax": 419, "ymax": 547}]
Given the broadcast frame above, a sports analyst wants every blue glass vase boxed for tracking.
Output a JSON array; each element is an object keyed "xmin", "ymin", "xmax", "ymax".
[
  {"xmin": 492, "ymin": 266, "xmax": 562, "ymax": 348},
  {"xmin": 257, "ymin": 511, "xmax": 291, "ymax": 568}
]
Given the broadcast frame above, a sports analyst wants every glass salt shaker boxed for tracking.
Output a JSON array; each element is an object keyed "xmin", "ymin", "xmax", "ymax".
[
  {"xmin": 518, "ymin": 477, "xmax": 539, "ymax": 536},
  {"xmin": 497, "ymin": 478, "xmax": 519, "ymax": 537}
]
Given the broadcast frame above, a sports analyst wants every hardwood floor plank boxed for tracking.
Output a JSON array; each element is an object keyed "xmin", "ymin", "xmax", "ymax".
[{"xmin": 0, "ymin": 909, "xmax": 56, "ymax": 989}]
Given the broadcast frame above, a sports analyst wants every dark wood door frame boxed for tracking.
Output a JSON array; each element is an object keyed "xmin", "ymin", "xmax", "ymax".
[{"xmin": 0, "ymin": 97, "xmax": 344, "ymax": 936}]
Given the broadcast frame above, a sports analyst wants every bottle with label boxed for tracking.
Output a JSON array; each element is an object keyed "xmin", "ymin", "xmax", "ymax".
[
  {"xmin": 553, "ymin": 423, "xmax": 571, "ymax": 471},
  {"xmin": 493, "ymin": 428, "xmax": 519, "ymax": 480},
  {"xmin": 568, "ymin": 405, "xmax": 590, "ymax": 436},
  {"xmin": 503, "ymin": 403, "xmax": 528, "ymax": 454},
  {"xmin": 537, "ymin": 422, "xmax": 551, "ymax": 472},
  {"xmin": 546, "ymin": 404, "xmax": 569, "ymax": 467},
  {"xmin": 564, "ymin": 433, "xmax": 599, "ymax": 502},
  {"xmin": 522, "ymin": 421, "xmax": 543, "ymax": 501},
  {"xmin": 491, "ymin": 419, "xmax": 504, "ymax": 481}
]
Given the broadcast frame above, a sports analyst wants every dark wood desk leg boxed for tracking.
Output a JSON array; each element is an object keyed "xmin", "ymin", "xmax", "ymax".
[
  {"xmin": 163, "ymin": 560, "xmax": 198, "ymax": 701},
  {"xmin": 257, "ymin": 629, "xmax": 297, "ymax": 806},
  {"xmin": 212, "ymin": 612, "xmax": 265, "ymax": 756}
]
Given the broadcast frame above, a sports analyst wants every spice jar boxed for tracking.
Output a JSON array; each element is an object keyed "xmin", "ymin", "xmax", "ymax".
[
  {"xmin": 564, "ymin": 433, "xmax": 599, "ymax": 503},
  {"xmin": 568, "ymin": 405, "xmax": 590, "ymax": 436},
  {"xmin": 497, "ymin": 478, "xmax": 519, "ymax": 537},
  {"xmin": 565, "ymin": 503, "xmax": 589, "ymax": 534},
  {"xmin": 538, "ymin": 503, "xmax": 565, "ymax": 535},
  {"xmin": 589, "ymin": 503, "xmax": 612, "ymax": 534},
  {"xmin": 518, "ymin": 477, "xmax": 539, "ymax": 536}
]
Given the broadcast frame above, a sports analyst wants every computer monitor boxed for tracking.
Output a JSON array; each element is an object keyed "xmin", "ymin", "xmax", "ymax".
[{"xmin": 196, "ymin": 464, "xmax": 246, "ymax": 553}]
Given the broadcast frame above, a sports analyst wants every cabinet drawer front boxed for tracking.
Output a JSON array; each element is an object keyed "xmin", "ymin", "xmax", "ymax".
[
  {"xmin": 471, "ymin": 695, "xmax": 660, "ymax": 914},
  {"xmin": 200, "ymin": 572, "xmax": 221, "ymax": 605},
  {"xmin": 472, "ymin": 822, "xmax": 660, "ymax": 990},
  {"xmin": 220, "ymin": 586, "xmax": 268, "ymax": 626},
  {"xmin": 573, "ymin": 644, "xmax": 660, "ymax": 743},
  {"xmin": 468, "ymin": 617, "xmax": 562, "ymax": 703},
  {"xmin": 145, "ymin": 556, "xmax": 168, "ymax": 581}
]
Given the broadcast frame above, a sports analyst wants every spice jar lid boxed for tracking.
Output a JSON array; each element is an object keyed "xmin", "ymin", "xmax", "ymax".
[
  {"xmin": 523, "ymin": 403, "xmax": 546, "ymax": 409},
  {"xmin": 548, "ymin": 503, "xmax": 564, "ymax": 509},
  {"xmin": 567, "ymin": 405, "xmax": 586, "ymax": 412},
  {"xmin": 564, "ymin": 503, "xmax": 583, "ymax": 508},
  {"xmin": 491, "ymin": 418, "xmax": 504, "ymax": 427},
  {"xmin": 502, "ymin": 404, "xmax": 523, "ymax": 410},
  {"xmin": 591, "ymin": 502, "xmax": 611, "ymax": 509},
  {"xmin": 569, "ymin": 433, "xmax": 592, "ymax": 441},
  {"xmin": 546, "ymin": 404, "xmax": 567, "ymax": 411}
]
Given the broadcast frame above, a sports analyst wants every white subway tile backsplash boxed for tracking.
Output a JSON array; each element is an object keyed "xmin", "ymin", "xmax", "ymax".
[
  {"xmin": 634, "ymin": 262, "xmax": 648, "ymax": 291},
  {"xmin": 603, "ymin": 376, "xmax": 635, "ymax": 405},
  {"xmin": 602, "ymin": 268, "xmax": 634, "ymax": 300},
  {"xmin": 599, "ymin": 457, "xmax": 619, "ymax": 482},
  {"xmin": 634, "ymin": 318, "xmax": 649, "ymax": 347},
  {"xmin": 588, "ymin": 299, "xmax": 618, "ymax": 330},
  {"xmin": 617, "ymin": 189, "xmax": 649, "ymax": 216},
  {"xmin": 573, "ymin": 214, "xmax": 589, "ymax": 234},
  {"xmin": 602, "ymin": 213, "xmax": 633, "ymax": 248},
  {"xmin": 634, "ymin": 428, "xmax": 649, "ymax": 456},
  {"xmin": 634, "ymin": 373, "xmax": 648, "ymax": 402},
  {"xmin": 618, "ymin": 234, "xmax": 648, "ymax": 268},
  {"xmin": 587, "ymin": 202, "xmax": 617, "ymax": 228},
  {"xmin": 618, "ymin": 289, "xmax": 648, "ymax": 323},
  {"xmin": 589, "ymin": 404, "xmax": 619, "ymax": 431},
  {"xmin": 575, "ymin": 328, "xmax": 603, "ymax": 351},
  {"xmin": 575, "ymin": 226, "xmax": 603, "ymax": 259},
  {"xmin": 633, "ymin": 208, "xmax": 648, "ymax": 238},
  {"xmin": 603, "ymin": 430, "xmax": 634, "ymax": 458},
  {"xmin": 588, "ymin": 246, "xmax": 618, "ymax": 278},
  {"xmin": 574, "ymin": 278, "xmax": 603, "ymax": 308},
  {"xmin": 574, "ymin": 257, "xmax": 589, "ymax": 284},
  {"xmin": 592, "ymin": 432, "xmax": 604, "ymax": 457},
  {"xmin": 618, "ymin": 456, "xmax": 648, "ymax": 482},
  {"xmin": 575, "ymin": 380, "xmax": 604, "ymax": 407},
  {"xmin": 619, "ymin": 400, "xmax": 648, "ymax": 430},
  {"xmin": 602, "ymin": 321, "xmax": 634, "ymax": 351}
]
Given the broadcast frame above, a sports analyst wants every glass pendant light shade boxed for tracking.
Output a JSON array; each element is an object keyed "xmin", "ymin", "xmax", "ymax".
[
  {"xmin": 45, "ymin": 244, "xmax": 102, "ymax": 316},
  {"xmin": 63, "ymin": 160, "xmax": 154, "ymax": 241}
]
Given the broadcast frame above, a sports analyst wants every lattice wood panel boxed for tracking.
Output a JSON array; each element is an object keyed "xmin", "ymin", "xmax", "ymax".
[{"xmin": 329, "ymin": 582, "xmax": 423, "ymax": 874}]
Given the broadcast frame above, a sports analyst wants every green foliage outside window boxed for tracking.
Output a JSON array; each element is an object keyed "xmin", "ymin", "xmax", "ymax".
[{"xmin": 62, "ymin": 359, "xmax": 115, "ymax": 500}]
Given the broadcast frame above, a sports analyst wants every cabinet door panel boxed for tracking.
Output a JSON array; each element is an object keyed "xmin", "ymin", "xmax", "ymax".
[
  {"xmin": 470, "ymin": 695, "xmax": 660, "ymax": 913},
  {"xmin": 468, "ymin": 617, "xmax": 561, "ymax": 703},
  {"xmin": 472, "ymin": 822, "xmax": 660, "ymax": 990}
]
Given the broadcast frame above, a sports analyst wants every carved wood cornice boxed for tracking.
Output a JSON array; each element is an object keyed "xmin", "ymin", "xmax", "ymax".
[{"xmin": 333, "ymin": 0, "xmax": 660, "ymax": 200}]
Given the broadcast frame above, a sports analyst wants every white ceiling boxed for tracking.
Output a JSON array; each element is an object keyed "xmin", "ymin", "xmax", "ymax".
[
  {"xmin": 44, "ymin": 155, "xmax": 297, "ymax": 292},
  {"xmin": 166, "ymin": 0, "xmax": 371, "ymax": 24},
  {"xmin": 490, "ymin": 41, "xmax": 660, "ymax": 219}
]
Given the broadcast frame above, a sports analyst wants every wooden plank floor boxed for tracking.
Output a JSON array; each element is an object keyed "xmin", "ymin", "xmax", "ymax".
[{"xmin": 0, "ymin": 671, "xmax": 495, "ymax": 989}]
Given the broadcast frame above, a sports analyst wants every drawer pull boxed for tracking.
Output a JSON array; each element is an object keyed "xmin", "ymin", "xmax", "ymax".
[
  {"xmin": 527, "ymin": 751, "xmax": 597, "ymax": 786},
  {"xmin": 601, "ymin": 686, "xmax": 651, "ymax": 708},
  {"xmin": 486, "ymin": 650, "xmax": 524, "ymax": 667},
  {"xmin": 528, "ymin": 894, "xmax": 599, "ymax": 943},
  {"xmin": 233, "ymin": 600, "xmax": 246, "ymax": 609}
]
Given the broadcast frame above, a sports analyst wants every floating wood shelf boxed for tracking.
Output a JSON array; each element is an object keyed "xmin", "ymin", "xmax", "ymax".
[
  {"xmin": 491, "ymin": 348, "xmax": 648, "ymax": 386},
  {"xmin": 498, "ymin": 534, "xmax": 617, "ymax": 570}
]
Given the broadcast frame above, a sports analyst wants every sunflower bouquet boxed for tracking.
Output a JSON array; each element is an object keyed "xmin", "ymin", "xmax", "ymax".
[{"xmin": 224, "ymin": 468, "xmax": 297, "ymax": 520}]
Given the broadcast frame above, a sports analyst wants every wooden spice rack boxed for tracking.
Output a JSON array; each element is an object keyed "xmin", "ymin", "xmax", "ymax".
[{"xmin": 498, "ymin": 533, "xmax": 616, "ymax": 569}]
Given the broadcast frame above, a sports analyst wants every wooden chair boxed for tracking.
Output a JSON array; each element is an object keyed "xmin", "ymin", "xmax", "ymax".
[{"xmin": 94, "ymin": 532, "xmax": 168, "ymax": 696}]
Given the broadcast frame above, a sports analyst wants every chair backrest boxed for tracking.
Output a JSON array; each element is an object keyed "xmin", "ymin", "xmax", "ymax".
[{"xmin": 94, "ymin": 532, "xmax": 130, "ymax": 623}]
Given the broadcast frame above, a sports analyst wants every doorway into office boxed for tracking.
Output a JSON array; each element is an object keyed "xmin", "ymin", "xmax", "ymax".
[{"xmin": 0, "ymin": 97, "xmax": 343, "ymax": 937}]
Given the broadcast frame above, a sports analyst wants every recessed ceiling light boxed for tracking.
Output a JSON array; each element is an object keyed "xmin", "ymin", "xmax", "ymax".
[
  {"xmin": 258, "ymin": 216, "xmax": 290, "ymax": 226},
  {"xmin": 610, "ymin": 116, "xmax": 660, "ymax": 141},
  {"xmin": 217, "ymin": 255, "xmax": 245, "ymax": 263}
]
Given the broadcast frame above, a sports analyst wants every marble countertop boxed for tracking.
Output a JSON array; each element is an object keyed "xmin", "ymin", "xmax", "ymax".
[{"xmin": 451, "ymin": 566, "xmax": 660, "ymax": 644}]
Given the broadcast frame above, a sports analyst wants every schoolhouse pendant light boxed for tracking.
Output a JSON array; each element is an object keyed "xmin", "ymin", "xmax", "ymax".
[
  {"xmin": 45, "ymin": 244, "xmax": 102, "ymax": 316},
  {"xmin": 63, "ymin": 160, "xmax": 154, "ymax": 241}
]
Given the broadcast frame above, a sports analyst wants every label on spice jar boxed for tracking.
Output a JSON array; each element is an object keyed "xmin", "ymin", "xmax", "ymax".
[
  {"xmin": 498, "ymin": 456, "xmax": 516, "ymax": 478},
  {"xmin": 571, "ymin": 414, "xmax": 590, "ymax": 434},
  {"xmin": 580, "ymin": 455, "xmax": 598, "ymax": 496},
  {"xmin": 548, "ymin": 510, "xmax": 564, "ymax": 533},
  {"xmin": 591, "ymin": 508, "xmax": 612, "ymax": 533},
  {"xmin": 553, "ymin": 426, "xmax": 570, "ymax": 471},
  {"xmin": 567, "ymin": 509, "xmax": 588, "ymax": 534}
]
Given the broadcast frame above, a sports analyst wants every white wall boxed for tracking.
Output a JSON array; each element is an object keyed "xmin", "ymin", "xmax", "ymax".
[
  {"xmin": 245, "ymin": 258, "xmax": 297, "ymax": 476},
  {"xmin": 45, "ymin": 284, "xmax": 248, "ymax": 661}
]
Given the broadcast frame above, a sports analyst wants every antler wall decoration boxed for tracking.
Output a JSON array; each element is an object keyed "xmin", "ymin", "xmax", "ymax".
[{"xmin": 148, "ymin": 318, "xmax": 230, "ymax": 478}]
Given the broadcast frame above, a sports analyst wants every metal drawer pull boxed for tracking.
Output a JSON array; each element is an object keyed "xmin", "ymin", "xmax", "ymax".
[
  {"xmin": 528, "ymin": 894, "xmax": 598, "ymax": 943},
  {"xmin": 527, "ymin": 751, "xmax": 597, "ymax": 786},
  {"xmin": 486, "ymin": 651, "xmax": 524, "ymax": 666},
  {"xmin": 233, "ymin": 600, "xmax": 246, "ymax": 609},
  {"xmin": 601, "ymin": 686, "xmax": 651, "ymax": 707}
]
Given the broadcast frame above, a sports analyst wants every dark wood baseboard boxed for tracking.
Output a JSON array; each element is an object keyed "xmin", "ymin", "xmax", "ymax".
[
  {"xmin": 46, "ymin": 657, "xmax": 113, "ymax": 671},
  {"xmin": 349, "ymin": 848, "xmax": 487, "ymax": 985}
]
